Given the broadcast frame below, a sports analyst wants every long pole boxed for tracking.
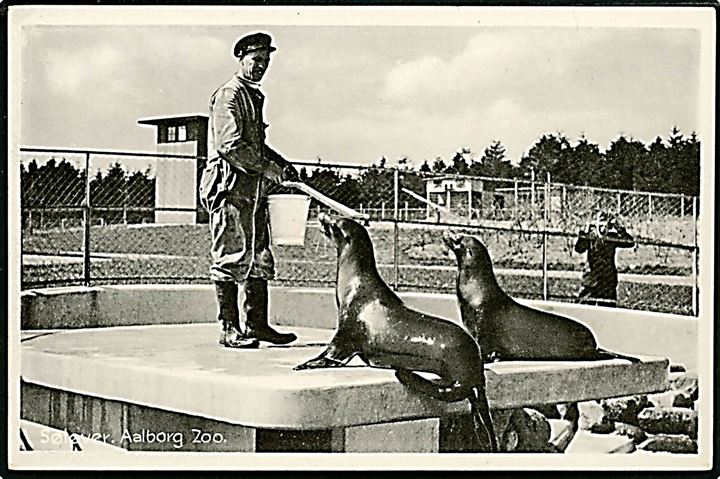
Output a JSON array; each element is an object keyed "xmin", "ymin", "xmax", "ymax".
[
  {"xmin": 83, "ymin": 152, "xmax": 91, "ymax": 286},
  {"xmin": 692, "ymin": 196, "xmax": 698, "ymax": 317},
  {"xmin": 542, "ymin": 172, "xmax": 549, "ymax": 301},
  {"xmin": 393, "ymin": 169, "xmax": 400, "ymax": 291}
]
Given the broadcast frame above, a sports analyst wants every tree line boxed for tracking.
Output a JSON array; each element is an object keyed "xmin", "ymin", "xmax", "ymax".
[
  {"xmin": 21, "ymin": 160, "xmax": 155, "ymax": 226},
  {"xmin": 291, "ymin": 127, "xmax": 700, "ymax": 210},
  {"xmin": 414, "ymin": 127, "xmax": 699, "ymax": 196},
  {"xmin": 21, "ymin": 127, "xmax": 700, "ymax": 226}
]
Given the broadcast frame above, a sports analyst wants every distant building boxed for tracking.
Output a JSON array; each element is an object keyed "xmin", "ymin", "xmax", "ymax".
[
  {"xmin": 138, "ymin": 114, "xmax": 209, "ymax": 224},
  {"xmin": 424, "ymin": 176, "xmax": 495, "ymax": 221}
]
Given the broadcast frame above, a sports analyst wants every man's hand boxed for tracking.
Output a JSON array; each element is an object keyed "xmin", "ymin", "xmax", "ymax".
[
  {"xmin": 265, "ymin": 162, "xmax": 300, "ymax": 184},
  {"xmin": 280, "ymin": 164, "xmax": 300, "ymax": 182}
]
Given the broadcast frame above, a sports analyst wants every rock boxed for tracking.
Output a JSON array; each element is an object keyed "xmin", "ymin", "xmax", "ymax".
[
  {"xmin": 648, "ymin": 390, "xmax": 693, "ymax": 409},
  {"xmin": 547, "ymin": 419, "xmax": 574, "ymax": 453},
  {"xmin": 589, "ymin": 420, "xmax": 615, "ymax": 434},
  {"xmin": 637, "ymin": 407, "xmax": 698, "ymax": 439},
  {"xmin": 614, "ymin": 422, "xmax": 647, "ymax": 443},
  {"xmin": 500, "ymin": 408, "xmax": 553, "ymax": 453},
  {"xmin": 578, "ymin": 401, "xmax": 608, "ymax": 431},
  {"xmin": 673, "ymin": 393, "xmax": 694, "ymax": 409},
  {"xmin": 556, "ymin": 403, "xmax": 579, "ymax": 425},
  {"xmin": 566, "ymin": 431, "xmax": 636, "ymax": 454},
  {"xmin": 669, "ymin": 372, "xmax": 698, "ymax": 402},
  {"xmin": 532, "ymin": 404, "xmax": 561, "ymax": 419},
  {"xmin": 601, "ymin": 395, "xmax": 649, "ymax": 426},
  {"xmin": 638, "ymin": 434, "xmax": 698, "ymax": 454}
]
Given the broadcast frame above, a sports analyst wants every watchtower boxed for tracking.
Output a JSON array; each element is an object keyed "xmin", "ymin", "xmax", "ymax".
[{"xmin": 138, "ymin": 114, "xmax": 209, "ymax": 224}]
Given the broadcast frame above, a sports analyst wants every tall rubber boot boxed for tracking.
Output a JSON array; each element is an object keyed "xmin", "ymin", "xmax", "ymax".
[
  {"xmin": 215, "ymin": 281, "xmax": 259, "ymax": 349},
  {"xmin": 243, "ymin": 278, "xmax": 297, "ymax": 345}
]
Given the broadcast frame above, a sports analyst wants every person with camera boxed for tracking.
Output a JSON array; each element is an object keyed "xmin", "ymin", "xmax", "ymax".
[{"xmin": 574, "ymin": 209, "xmax": 635, "ymax": 307}]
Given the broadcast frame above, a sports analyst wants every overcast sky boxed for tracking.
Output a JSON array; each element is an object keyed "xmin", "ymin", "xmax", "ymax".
[{"xmin": 17, "ymin": 9, "xmax": 705, "ymax": 171}]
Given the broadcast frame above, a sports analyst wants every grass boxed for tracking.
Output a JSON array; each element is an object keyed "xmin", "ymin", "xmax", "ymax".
[{"xmin": 21, "ymin": 223, "xmax": 697, "ymax": 316}]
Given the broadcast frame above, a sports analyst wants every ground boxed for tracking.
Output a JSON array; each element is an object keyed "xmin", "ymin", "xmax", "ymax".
[{"xmin": 21, "ymin": 222, "xmax": 695, "ymax": 315}]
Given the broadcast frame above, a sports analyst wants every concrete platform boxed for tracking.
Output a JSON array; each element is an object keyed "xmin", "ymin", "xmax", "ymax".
[{"xmin": 21, "ymin": 324, "xmax": 669, "ymax": 452}]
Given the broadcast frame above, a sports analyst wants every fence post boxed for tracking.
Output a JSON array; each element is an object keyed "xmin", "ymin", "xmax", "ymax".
[
  {"xmin": 680, "ymin": 195, "xmax": 685, "ymax": 218},
  {"xmin": 83, "ymin": 152, "xmax": 92, "ymax": 286},
  {"xmin": 393, "ymin": 168, "xmax": 400, "ymax": 291},
  {"xmin": 530, "ymin": 168, "xmax": 536, "ymax": 210},
  {"xmin": 692, "ymin": 196, "xmax": 698, "ymax": 317},
  {"xmin": 426, "ymin": 186, "xmax": 431, "ymax": 221},
  {"xmin": 467, "ymin": 187, "xmax": 472, "ymax": 222},
  {"xmin": 542, "ymin": 173, "xmax": 549, "ymax": 301}
]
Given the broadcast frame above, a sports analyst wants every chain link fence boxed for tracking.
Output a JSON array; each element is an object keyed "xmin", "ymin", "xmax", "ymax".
[{"xmin": 19, "ymin": 147, "xmax": 699, "ymax": 316}]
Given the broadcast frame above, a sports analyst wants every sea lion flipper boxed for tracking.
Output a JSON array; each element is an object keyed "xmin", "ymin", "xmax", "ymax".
[
  {"xmin": 396, "ymin": 370, "xmax": 498, "ymax": 453},
  {"xmin": 394, "ymin": 369, "xmax": 467, "ymax": 403},
  {"xmin": 469, "ymin": 387, "xmax": 498, "ymax": 453},
  {"xmin": 294, "ymin": 345, "xmax": 356, "ymax": 370}
]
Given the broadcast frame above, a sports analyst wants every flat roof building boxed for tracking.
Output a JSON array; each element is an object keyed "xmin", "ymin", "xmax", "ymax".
[{"xmin": 138, "ymin": 114, "xmax": 209, "ymax": 224}]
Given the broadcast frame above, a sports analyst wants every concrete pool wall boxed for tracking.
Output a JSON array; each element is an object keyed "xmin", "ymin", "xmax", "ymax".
[{"xmin": 19, "ymin": 284, "xmax": 699, "ymax": 372}]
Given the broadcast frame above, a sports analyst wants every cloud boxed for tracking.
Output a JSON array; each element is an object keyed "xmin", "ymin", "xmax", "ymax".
[
  {"xmin": 22, "ymin": 27, "xmax": 232, "ymax": 149},
  {"xmin": 19, "ymin": 25, "xmax": 701, "ymax": 167},
  {"xmin": 381, "ymin": 28, "xmax": 599, "ymax": 110},
  {"xmin": 43, "ymin": 43, "xmax": 120, "ymax": 96},
  {"xmin": 39, "ymin": 29, "xmax": 228, "ymax": 104},
  {"xmin": 372, "ymin": 27, "xmax": 699, "ymax": 161}
]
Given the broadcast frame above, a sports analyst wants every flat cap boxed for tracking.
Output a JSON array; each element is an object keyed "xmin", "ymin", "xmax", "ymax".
[{"xmin": 233, "ymin": 32, "xmax": 277, "ymax": 58}]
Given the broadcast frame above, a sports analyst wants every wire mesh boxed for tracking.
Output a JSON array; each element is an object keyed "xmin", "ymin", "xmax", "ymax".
[{"xmin": 18, "ymin": 148, "xmax": 698, "ymax": 316}]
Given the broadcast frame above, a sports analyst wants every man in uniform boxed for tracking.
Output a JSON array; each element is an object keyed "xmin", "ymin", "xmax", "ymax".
[
  {"xmin": 200, "ymin": 32, "xmax": 299, "ymax": 348},
  {"xmin": 574, "ymin": 210, "xmax": 635, "ymax": 307}
]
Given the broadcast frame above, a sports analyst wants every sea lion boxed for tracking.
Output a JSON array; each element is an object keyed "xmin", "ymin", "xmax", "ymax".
[
  {"xmin": 442, "ymin": 230, "xmax": 640, "ymax": 364},
  {"xmin": 294, "ymin": 214, "xmax": 498, "ymax": 452}
]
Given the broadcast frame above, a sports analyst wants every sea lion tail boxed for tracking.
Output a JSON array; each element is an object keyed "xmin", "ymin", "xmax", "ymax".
[
  {"xmin": 395, "ymin": 370, "xmax": 497, "ymax": 452},
  {"xmin": 468, "ymin": 387, "xmax": 498, "ymax": 453},
  {"xmin": 595, "ymin": 348, "xmax": 642, "ymax": 363}
]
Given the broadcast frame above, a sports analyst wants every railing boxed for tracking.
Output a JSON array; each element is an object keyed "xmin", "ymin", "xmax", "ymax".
[{"xmin": 19, "ymin": 146, "xmax": 700, "ymax": 316}]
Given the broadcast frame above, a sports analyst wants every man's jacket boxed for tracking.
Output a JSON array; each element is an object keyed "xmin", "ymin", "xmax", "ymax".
[
  {"xmin": 574, "ymin": 226, "xmax": 635, "ymax": 294},
  {"xmin": 202, "ymin": 74, "xmax": 288, "ymax": 212},
  {"xmin": 199, "ymin": 74, "xmax": 288, "ymax": 281}
]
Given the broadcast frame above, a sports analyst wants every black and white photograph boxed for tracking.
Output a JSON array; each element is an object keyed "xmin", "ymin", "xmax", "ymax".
[{"xmin": 6, "ymin": 4, "xmax": 716, "ymax": 471}]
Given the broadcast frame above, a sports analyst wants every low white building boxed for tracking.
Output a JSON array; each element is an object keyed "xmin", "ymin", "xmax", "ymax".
[{"xmin": 424, "ymin": 176, "xmax": 495, "ymax": 221}]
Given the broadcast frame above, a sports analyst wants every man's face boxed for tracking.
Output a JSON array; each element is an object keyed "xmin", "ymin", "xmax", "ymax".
[{"xmin": 239, "ymin": 49, "xmax": 271, "ymax": 82}]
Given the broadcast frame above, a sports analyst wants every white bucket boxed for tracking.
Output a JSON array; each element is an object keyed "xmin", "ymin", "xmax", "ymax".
[{"xmin": 267, "ymin": 194, "xmax": 311, "ymax": 246}]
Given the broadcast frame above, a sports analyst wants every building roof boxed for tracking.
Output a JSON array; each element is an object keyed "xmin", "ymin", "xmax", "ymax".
[
  {"xmin": 423, "ymin": 175, "xmax": 481, "ymax": 182},
  {"xmin": 137, "ymin": 114, "xmax": 208, "ymax": 127}
]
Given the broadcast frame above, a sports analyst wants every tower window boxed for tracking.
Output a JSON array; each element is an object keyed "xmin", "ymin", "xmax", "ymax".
[
  {"xmin": 178, "ymin": 125, "xmax": 187, "ymax": 142},
  {"xmin": 167, "ymin": 126, "xmax": 176, "ymax": 142}
]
